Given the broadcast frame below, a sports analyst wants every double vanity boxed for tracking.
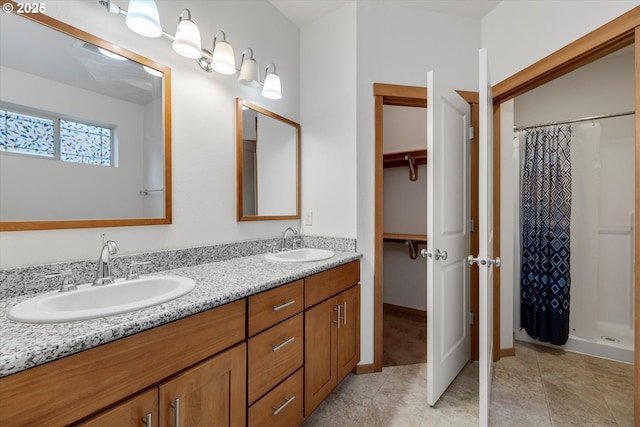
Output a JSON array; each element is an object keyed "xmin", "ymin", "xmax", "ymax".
[{"xmin": 0, "ymin": 248, "xmax": 361, "ymax": 427}]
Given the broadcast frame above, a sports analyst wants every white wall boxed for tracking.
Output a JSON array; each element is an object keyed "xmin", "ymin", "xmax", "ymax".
[
  {"xmin": 0, "ymin": 0, "xmax": 300, "ymax": 268},
  {"xmin": 301, "ymin": 2, "xmax": 480, "ymax": 365},
  {"xmin": 481, "ymin": 0, "xmax": 640, "ymax": 350}
]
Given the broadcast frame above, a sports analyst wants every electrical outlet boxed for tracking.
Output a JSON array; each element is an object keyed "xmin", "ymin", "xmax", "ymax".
[{"xmin": 305, "ymin": 211, "xmax": 313, "ymax": 226}]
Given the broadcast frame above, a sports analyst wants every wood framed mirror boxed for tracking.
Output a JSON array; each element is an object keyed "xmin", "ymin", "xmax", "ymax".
[
  {"xmin": 236, "ymin": 99, "xmax": 300, "ymax": 221},
  {"xmin": 0, "ymin": 3, "xmax": 172, "ymax": 231}
]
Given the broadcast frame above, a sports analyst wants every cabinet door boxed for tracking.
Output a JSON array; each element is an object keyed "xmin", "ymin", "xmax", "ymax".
[
  {"xmin": 159, "ymin": 343, "xmax": 246, "ymax": 427},
  {"xmin": 74, "ymin": 388, "xmax": 158, "ymax": 427},
  {"xmin": 337, "ymin": 284, "xmax": 360, "ymax": 381},
  {"xmin": 304, "ymin": 296, "xmax": 338, "ymax": 416}
]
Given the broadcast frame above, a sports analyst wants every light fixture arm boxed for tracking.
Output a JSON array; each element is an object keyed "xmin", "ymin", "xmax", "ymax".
[{"xmin": 177, "ymin": 8, "xmax": 192, "ymax": 23}]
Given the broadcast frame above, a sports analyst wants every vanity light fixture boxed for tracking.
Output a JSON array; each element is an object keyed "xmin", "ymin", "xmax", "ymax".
[
  {"xmin": 125, "ymin": 0, "xmax": 162, "ymax": 38},
  {"xmin": 172, "ymin": 9, "xmax": 202, "ymax": 59},
  {"xmin": 239, "ymin": 48, "xmax": 260, "ymax": 87},
  {"xmin": 143, "ymin": 65, "xmax": 163, "ymax": 77},
  {"xmin": 98, "ymin": 47, "xmax": 128, "ymax": 60},
  {"xmin": 261, "ymin": 63, "xmax": 282, "ymax": 100},
  {"xmin": 98, "ymin": 0, "xmax": 283, "ymax": 99}
]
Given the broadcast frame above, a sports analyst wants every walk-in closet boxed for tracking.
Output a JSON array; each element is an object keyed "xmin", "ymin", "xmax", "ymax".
[{"xmin": 382, "ymin": 104, "xmax": 428, "ymax": 367}]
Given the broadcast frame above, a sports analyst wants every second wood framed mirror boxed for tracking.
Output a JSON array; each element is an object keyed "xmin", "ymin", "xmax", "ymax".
[{"xmin": 236, "ymin": 99, "xmax": 300, "ymax": 221}]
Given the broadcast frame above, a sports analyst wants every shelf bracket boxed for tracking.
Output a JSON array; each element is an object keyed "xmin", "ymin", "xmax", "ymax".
[
  {"xmin": 405, "ymin": 240, "xmax": 418, "ymax": 259},
  {"xmin": 405, "ymin": 155, "xmax": 417, "ymax": 181}
]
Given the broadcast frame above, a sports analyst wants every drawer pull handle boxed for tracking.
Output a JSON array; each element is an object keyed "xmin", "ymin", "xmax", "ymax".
[
  {"xmin": 143, "ymin": 413, "xmax": 152, "ymax": 427},
  {"xmin": 273, "ymin": 396, "xmax": 296, "ymax": 416},
  {"xmin": 273, "ymin": 300, "xmax": 295, "ymax": 311},
  {"xmin": 272, "ymin": 336, "xmax": 295, "ymax": 352},
  {"xmin": 170, "ymin": 398, "xmax": 180, "ymax": 427}
]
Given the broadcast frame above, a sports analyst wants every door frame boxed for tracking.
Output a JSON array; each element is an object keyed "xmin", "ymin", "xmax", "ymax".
[
  {"xmin": 368, "ymin": 83, "xmax": 481, "ymax": 373},
  {"xmin": 490, "ymin": 6, "xmax": 640, "ymax": 420}
]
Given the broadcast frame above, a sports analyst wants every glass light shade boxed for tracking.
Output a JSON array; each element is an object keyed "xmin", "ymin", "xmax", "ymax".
[
  {"xmin": 98, "ymin": 47, "xmax": 127, "ymax": 61},
  {"xmin": 144, "ymin": 65, "xmax": 163, "ymax": 77},
  {"xmin": 239, "ymin": 57, "xmax": 260, "ymax": 87},
  {"xmin": 125, "ymin": 0, "xmax": 162, "ymax": 38},
  {"xmin": 172, "ymin": 18, "xmax": 202, "ymax": 59},
  {"xmin": 211, "ymin": 40, "xmax": 236, "ymax": 75},
  {"xmin": 262, "ymin": 71, "xmax": 282, "ymax": 100}
]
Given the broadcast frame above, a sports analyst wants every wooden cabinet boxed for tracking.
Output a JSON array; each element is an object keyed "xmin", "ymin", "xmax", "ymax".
[
  {"xmin": 247, "ymin": 314, "xmax": 304, "ymax": 404},
  {"xmin": 304, "ymin": 261, "xmax": 361, "ymax": 417},
  {"xmin": 75, "ymin": 388, "xmax": 158, "ymax": 427},
  {"xmin": 248, "ymin": 368, "xmax": 304, "ymax": 427},
  {"xmin": 1, "ymin": 260, "xmax": 360, "ymax": 427},
  {"xmin": 0, "ymin": 300, "xmax": 246, "ymax": 427},
  {"xmin": 247, "ymin": 281, "xmax": 305, "ymax": 426},
  {"xmin": 159, "ymin": 343, "xmax": 246, "ymax": 427}
]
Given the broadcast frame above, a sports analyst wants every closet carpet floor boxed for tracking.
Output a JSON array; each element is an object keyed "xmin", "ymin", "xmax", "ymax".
[
  {"xmin": 303, "ymin": 344, "xmax": 633, "ymax": 426},
  {"xmin": 382, "ymin": 304, "xmax": 427, "ymax": 367}
]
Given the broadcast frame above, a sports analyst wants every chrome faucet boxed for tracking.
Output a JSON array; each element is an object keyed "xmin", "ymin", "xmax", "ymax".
[
  {"xmin": 280, "ymin": 227, "xmax": 298, "ymax": 251},
  {"xmin": 93, "ymin": 240, "xmax": 119, "ymax": 286}
]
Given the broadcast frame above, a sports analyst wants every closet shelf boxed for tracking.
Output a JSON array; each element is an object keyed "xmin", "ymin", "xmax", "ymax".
[
  {"xmin": 383, "ymin": 233, "xmax": 427, "ymax": 260},
  {"xmin": 383, "ymin": 149, "xmax": 427, "ymax": 181},
  {"xmin": 383, "ymin": 233, "xmax": 427, "ymax": 243}
]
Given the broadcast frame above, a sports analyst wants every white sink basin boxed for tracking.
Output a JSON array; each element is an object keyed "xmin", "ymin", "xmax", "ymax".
[
  {"xmin": 8, "ymin": 275, "xmax": 195, "ymax": 323},
  {"xmin": 265, "ymin": 248, "xmax": 335, "ymax": 263}
]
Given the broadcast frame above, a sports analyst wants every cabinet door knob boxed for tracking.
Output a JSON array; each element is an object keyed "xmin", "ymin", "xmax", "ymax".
[
  {"xmin": 170, "ymin": 398, "xmax": 180, "ymax": 427},
  {"xmin": 342, "ymin": 302, "xmax": 347, "ymax": 326}
]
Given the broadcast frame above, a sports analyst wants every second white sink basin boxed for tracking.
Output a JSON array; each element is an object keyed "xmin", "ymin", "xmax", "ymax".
[
  {"xmin": 8, "ymin": 275, "xmax": 195, "ymax": 324},
  {"xmin": 265, "ymin": 248, "xmax": 335, "ymax": 263}
]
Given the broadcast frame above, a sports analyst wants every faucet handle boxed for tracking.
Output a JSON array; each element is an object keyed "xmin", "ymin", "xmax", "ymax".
[
  {"xmin": 292, "ymin": 237, "xmax": 302, "ymax": 250},
  {"xmin": 45, "ymin": 270, "xmax": 77, "ymax": 292},
  {"xmin": 127, "ymin": 261, "xmax": 152, "ymax": 280}
]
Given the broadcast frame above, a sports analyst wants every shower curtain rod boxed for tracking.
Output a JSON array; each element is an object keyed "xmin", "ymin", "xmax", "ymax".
[{"xmin": 513, "ymin": 110, "xmax": 635, "ymax": 131}]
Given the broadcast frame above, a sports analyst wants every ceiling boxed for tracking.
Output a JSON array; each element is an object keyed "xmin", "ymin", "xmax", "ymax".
[{"xmin": 269, "ymin": 0, "xmax": 502, "ymax": 27}]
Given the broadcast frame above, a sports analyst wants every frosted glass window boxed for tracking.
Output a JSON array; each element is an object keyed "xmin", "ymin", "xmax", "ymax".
[
  {"xmin": 60, "ymin": 120, "xmax": 111, "ymax": 165},
  {"xmin": 0, "ymin": 109, "xmax": 55, "ymax": 157},
  {"xmin": 0, "ymin": 107, "xmax": 112, "ymax": 166}
]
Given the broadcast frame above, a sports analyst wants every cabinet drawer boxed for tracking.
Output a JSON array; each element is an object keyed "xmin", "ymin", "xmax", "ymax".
[
  {"xmin": 247, "ymin": 314, "xmax": 304, "ymax": 404},
  {"xmin": 248, "ymin": 368, "xmax": 304, "ymax": 427},
  {"xmin": 305, "ymin": 260, "xmax": 360, "ymax": 308},
  {"xmin": 248, "ymin": 280, "xmax": 303, "ymax": 337}
]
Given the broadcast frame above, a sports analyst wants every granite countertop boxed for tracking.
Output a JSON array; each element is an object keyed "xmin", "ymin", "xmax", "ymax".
[{"xmin": 0, "ymin": 251, "xmax": 361, "ymax": 378}]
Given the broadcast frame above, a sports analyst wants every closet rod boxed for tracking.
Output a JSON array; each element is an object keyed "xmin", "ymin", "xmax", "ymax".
[{"xmin": 513, "ymin": 110, "xmax": 634, "ymax": 131}]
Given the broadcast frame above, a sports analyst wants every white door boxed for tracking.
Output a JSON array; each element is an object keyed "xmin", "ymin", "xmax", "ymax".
[
  {"xmin": 423, "ymin": 70, "xmax": 471, "ymax": 406},
  {"xmin": 477, "ymin": 47, "xmax": 498, "ymax": 427}
]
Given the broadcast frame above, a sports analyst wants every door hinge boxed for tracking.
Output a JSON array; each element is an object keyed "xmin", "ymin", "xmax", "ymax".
[
  {"xmin": 469, "ymin": 126, "xmax": 475, "ymax": 140},
  {"xmin": 469, "ymin": 311, "xmax": 474, "ymax": 325},
  {"xmin": 470, "ymin": 218, "xmax": 475, "ymax": 233}
]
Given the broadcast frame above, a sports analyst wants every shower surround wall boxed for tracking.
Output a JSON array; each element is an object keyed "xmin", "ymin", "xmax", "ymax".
[{"xmin": 513, "ymin": 48, "xmax": 634, "ymax": 362}]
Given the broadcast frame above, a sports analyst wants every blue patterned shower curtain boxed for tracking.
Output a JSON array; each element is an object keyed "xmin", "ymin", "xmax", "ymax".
[{"xmin": 520, "ymin": 125, "xmax": 572, "ymax": 346}]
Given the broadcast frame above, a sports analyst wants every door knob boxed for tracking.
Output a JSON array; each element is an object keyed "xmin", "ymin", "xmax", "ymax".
[{"xmin": 421, "ymin": 248, "xmax": 447, "ymax": 260}]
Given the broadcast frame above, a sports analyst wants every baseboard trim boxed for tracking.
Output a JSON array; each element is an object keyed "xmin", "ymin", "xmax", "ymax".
[
  {"xmin": 500, "ymin": 347, "xmax": 516, "ymax": 358},
  {"xmin": 383, "ymin": 302, "xmax": 427, "ymax": 319},
  {"xmin": 354, "ymin": 363, "xmax": 376, "ymax": 375}
]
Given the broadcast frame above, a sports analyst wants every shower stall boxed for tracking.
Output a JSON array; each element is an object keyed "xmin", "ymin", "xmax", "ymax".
[
  {"xmin": 512, "ymin": 46, "xmax": 635, "ymax": 363},
  {"xmin": 568, "ymin": 116, "xmax": 635, "ymax": 363}
]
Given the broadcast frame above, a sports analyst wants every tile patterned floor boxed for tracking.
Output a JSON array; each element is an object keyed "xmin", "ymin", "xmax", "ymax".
[{"xmin": 302, "ymin": 342, "xmax": 634, "ymax": 426}]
